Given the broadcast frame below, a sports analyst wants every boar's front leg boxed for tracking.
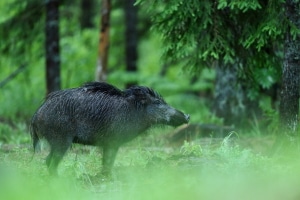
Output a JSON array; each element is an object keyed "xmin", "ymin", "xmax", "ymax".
[{"xmin": 102, "ymin": 145, "xmax": 120, "ymax": 176}]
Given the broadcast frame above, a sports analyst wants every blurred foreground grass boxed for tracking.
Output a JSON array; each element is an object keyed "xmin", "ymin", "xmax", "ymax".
[{"xmin": 1, "ymin": 128, "xmax": 300, "ymax": 200}]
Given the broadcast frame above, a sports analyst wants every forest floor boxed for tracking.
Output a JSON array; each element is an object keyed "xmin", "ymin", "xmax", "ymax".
[{"xmin": 1, "ymin": 133, "xmax": 300, "ymax": 200}]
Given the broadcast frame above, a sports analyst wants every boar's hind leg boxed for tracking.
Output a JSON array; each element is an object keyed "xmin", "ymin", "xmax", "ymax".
[
  {"xmin": 102, "ymin": 145, "xmax": 119, "ymax": 176},
  {"xmin": 46, "ymin": 140, "xmax": 72, "ymax": 175}
]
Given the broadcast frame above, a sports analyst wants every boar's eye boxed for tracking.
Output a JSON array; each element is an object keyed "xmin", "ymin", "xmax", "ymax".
[{"xmin": 154, "ymin": 99, "xmax": 161, "ymax": 104}]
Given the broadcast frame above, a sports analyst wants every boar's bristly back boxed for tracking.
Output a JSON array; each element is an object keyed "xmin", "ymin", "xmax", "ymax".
[
  {"xmin": 82, "ymin": 82, "xmax": 123, "ymax": 96},
  {"xmin": 124, "ymin": 86, "xmax": 165, "ymax": 102}
]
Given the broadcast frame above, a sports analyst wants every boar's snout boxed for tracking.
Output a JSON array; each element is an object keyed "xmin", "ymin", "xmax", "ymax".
[
  {"xmin": 184, "ymin": 114, "xmax": 190, "ymax": 122},
  {"xmin": 168, "ymin": 110, "xmax": 190, "ymax": 127}
]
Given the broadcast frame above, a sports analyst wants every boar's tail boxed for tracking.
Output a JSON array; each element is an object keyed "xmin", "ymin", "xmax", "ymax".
[
  {"xmin": 29, "ymin": 114, "xmax": 41, "ymax": 155},
  {"xmin": 29, "ymin": 121, "xmax": 40, "ymax": 162},
  {"xmin": 30, "ymin": 124, "xmax": 40, "ymax": 153}
]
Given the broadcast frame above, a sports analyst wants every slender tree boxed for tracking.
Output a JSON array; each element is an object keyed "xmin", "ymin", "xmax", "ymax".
[
  {"xmin": 96, "ymin": 0, "xmax": 111, "ymax": 82},
  {"xmin": 124, "ymin": 0, "xmax": 138, "ymax": 88},
  {"xmin": 279, "ymin": 0, "xmax": 300, "ymax": 134},
  {"xmin": 80, "ymin": 0, "xmax": 95, "ymax": 29},
  {"xmin": 45, "ymin": 0, "xmax": 61, "ymax": 94}
]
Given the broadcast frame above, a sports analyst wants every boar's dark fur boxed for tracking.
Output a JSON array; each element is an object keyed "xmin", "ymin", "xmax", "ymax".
[{"xmin": 31, "ymin": 82, "xmax": 189, "ymax": 175}]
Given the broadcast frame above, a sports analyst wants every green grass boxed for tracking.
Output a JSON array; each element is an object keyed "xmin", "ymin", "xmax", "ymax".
[{"xmin": 1, "ymin": 126, "xmax": 300, "ymax": 200}]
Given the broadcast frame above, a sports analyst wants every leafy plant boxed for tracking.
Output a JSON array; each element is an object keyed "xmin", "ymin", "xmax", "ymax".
[
  {"xmin": 180, "ymin": 141, "xmax": 203, "ymax": 156},
  {"xmin": 0, "ymin": 123, "xmax": 30, "ymax": 144}
]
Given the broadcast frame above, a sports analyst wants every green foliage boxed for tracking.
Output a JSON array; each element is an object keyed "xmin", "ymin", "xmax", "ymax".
[
  {"xmin": 253, "ymin": 67, "xmax": 278, "ymax": 89},
  {"xmin": 0, "ymin": 0, "xmax": 44, "ymax": 64},
  {"xmin": 218, "ymin": 0, "xmax": 262, "ymax": 11},
  {"xmin": 246, "ymin": 65, "xmax": 281, "ymax": 100},
  {"xmin": 0, "ymin": 0, "xmax": 212, "ymax": 127},
  {"xmin": 258, "ymin": 96, "xmax": 280, "ymax": 132},
  {"xmin": 138, "ymin": 0, "xmax": 286, "ymax": 100},
  {"xmin": 0, "ymin": 0, "xmax": 285, "ymax": 133},
  {"xmin": 180, "ymin": 141, "xmax": 202, "ymax": 156},
  {"xmin": 138, "ymin": 0, "xmax": 285, "ymax": 64},
  {"xmin": 0, "ymin": 123, "xmax": 30, "ymax": 144},
  {"xmin": 60, "ymin": 30, "xmax": 98, "ymax": 88}
]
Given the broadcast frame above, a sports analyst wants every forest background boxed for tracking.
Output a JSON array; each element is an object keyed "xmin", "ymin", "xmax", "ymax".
[
  {"xmin": 1, "ymin": 0, "xmax": 299, "ymax": 137},
  {"xmin": 0, "ymin": 0, "xmax": 300, "ymax": 199}
]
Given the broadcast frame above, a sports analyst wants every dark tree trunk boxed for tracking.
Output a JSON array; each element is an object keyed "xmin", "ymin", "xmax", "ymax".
[
  {"xmin": 45, "ymin": 0, "xmax": 61, "ymax": 95},
  {"xmin": 96, "ymin": 0, "xmax": 111, "ymax": 82},
  {"xmin": 124, "ymin": 0, "xmax": 138, "ymax": 88},
  {"xmin": 80, "ymin": 0, "xmax": 94, "ymax": 29},
  {"xmin": 213, "ymin": 63, "xmax": 246, "ymax": 127},
  {"xmin": 279, "ymin": 0, "xmax": 300, "ymax": 134}
]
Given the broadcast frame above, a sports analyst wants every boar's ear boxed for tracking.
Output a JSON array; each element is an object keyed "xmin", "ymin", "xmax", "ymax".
[{"xmin": 124, "ymin": 87, "xmax": 148, "ymax": 105}]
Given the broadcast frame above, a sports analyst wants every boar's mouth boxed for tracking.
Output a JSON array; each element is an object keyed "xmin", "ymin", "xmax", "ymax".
[{"xmin": 168, "ymin": 112, "xmax": 190, "ymax": 127}]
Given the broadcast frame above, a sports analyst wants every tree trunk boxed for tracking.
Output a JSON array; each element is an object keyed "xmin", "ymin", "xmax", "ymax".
[
  {"xmin": 124, "ymin": 0, "xmax": 138, "ymax": 88},
  {"xmin": 213, "ymin": 63, "xmax": 246, "ymax": 127},
  {"xmin": 80, "ymin": 0, "xmax": 95, "ymax": 29},
  {"xmin": 96, "ymin": 0, "xmax": 111, "ymax": 82},
  {"xmin": 279, "ymin": 0, "xmax": 300, "ymax": 134},
  {"xmin": 45, "ymin": 0, "xmax": 61, "ymax": 95}
]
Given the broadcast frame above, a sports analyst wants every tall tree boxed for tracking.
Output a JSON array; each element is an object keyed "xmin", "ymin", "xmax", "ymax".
[
  {"xmin": 80, "ymin": 0, "xmax": 95, "ymax": 29},
  {"xmin": 45, "ymin": 0, "xmax": 61, "ymax": 94},
  {"xmin": 96, "ymin": 0, "xmax": 111, "ymax": 82},
  {"xmin": 124, "ymin": 0, "xmax": 138, "ymax": 88},
  {"xmin": 214, "ymin": 63, "xmax": 246, "ymax": 126},
  {"xmin": 279, "ymin": 0, "xmax": 300, "ymax": 134},
  {"xmin": 139, "ymin": 1, "xmax": 299, "ymax": 131}
]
